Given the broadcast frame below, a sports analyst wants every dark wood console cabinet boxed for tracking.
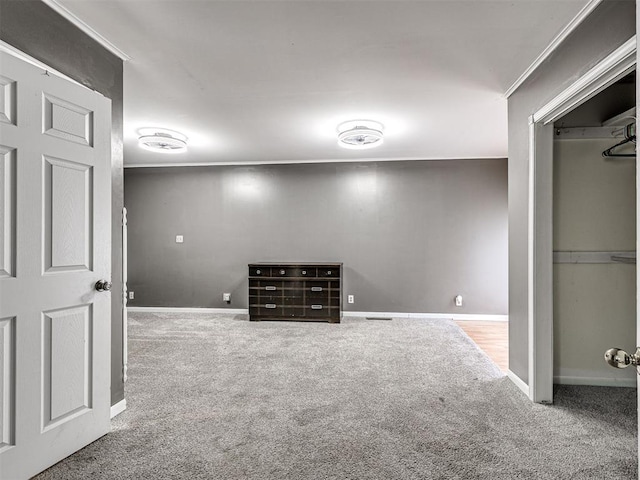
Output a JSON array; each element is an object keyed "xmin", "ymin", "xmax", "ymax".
[{"xmin": 248, "ymin": 262, "xmax": 342, "ymax": 323}]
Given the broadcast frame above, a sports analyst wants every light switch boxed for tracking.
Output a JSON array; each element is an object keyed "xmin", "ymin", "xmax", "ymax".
[{"xmin": 176, "ymin": 235, "xmax": 184, "ymax": 243}]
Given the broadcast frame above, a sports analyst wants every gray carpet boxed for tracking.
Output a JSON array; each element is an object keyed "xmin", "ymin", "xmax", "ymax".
[{"xmin": 36, "ymin": 313, "xmax": 637, "ymax": 479}]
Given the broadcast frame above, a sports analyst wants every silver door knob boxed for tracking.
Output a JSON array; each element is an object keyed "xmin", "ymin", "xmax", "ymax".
[
  {"xmin": 95, "ymin": 280, "xmax": 112, "ymax": 292},
  {"xmin": 604, "ymin": 347, "xmax": 640, "ymax": 369}
]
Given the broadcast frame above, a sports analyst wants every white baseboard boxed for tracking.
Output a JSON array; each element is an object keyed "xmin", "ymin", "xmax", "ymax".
[
  {"xmin": 507, "ymin": 370, "xmax": 530, "ymax": 396},
  {"xmin": 442, "ymin": 313, "xmax": 508, "ymax": 322},
  {"xmin": 127, "ymin": 307, "xmax": 248, "ymax": 314},
  {"xmin": 343, "ymin": 311, "xmax": 423, "ymax": 318},
  {"xmin": 503, "ymin": 370, "xmax": 635, "ymax": 395},
  {"xmin": 342, "ymin": 311, "xmax": 508, "ymax": 322},
  {"xmin": 553, "ymin": 375, "xmax": 636, "ymax": 388},
  {"xmin": 110, "ymin": 399, "xmax": 127, "ymax": 419},
  {"xmin": 127, "ymin": 307, "xmax": 508, "ymax": 322}
]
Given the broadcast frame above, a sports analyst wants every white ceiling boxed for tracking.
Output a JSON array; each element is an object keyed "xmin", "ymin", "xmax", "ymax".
[{"xmin": 56, "ymin": 0, "xmax": 591, "ymax": 167}]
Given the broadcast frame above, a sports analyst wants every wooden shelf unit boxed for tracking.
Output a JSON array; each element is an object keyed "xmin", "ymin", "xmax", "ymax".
[{"xmin": 248, "ymin": 263, "xmax": 342, "ymax": 323}]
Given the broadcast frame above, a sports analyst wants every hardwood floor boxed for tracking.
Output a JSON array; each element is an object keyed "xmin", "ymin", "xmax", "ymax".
[{"xmin": 455, "ymin": 321, "xmax": 508, "ymax": 372}]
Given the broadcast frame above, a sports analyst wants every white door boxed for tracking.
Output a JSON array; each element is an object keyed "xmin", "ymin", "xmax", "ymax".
[{"xmin": 0, "ymin": 51, "xmax": 112, "ymax": 479}]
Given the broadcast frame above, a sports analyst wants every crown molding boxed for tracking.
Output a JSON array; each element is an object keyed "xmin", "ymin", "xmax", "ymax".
[
  {"xmin": 41, "ymin": 0, "xmax": 131, "ymax": 61},
  {"xmin": 504, "ymin": 0, "xmax": 603, "ymax": 98}
]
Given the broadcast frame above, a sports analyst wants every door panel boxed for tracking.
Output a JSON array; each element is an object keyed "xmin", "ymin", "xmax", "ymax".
[
  {"xmin": 43, "ymin": 93, "xmax": 94, "ymax": 146},
  {"xmin": 0, "ymin": 50, "xmax": 111, "ymax": 480},
  {"xmin": 44, "ymin": 156, "xmax": 93, "ymax": 273},
  {"xmin": 0, "ymin": 316, "xmax": 15, "ymax": 452},
  {"xmin": 43, "ymin": 305, "xmax": 92, "ymax": 427},
  {"xmin": 0, "ymin": 146, "xmax": 16, "ymax": 278},
  {"xmin": 0, "ymin": 75, "xmax": 16, "ymax": 126}
]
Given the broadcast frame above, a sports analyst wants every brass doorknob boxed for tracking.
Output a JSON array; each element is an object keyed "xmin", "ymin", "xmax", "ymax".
[{"xmin": 95, "ymin": 280, "xmax": 112, "ymax": 292}]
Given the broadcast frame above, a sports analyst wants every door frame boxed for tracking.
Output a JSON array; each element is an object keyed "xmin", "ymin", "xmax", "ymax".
[{"xmin": 527, "ymin": 36, "xmax": 636, "ymax": 403}]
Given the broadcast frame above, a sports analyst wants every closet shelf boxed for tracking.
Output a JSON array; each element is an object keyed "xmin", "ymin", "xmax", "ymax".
[{"xmin": 553, "ymin": 251, "xmax": 636, "ymax": 264}]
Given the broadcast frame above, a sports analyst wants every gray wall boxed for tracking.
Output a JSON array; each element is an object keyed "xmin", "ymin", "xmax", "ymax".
[
  {"xmin": 125, "ymin": 159, "xmax": 508, "ymax": 315},
  {"xmin": 0, "ymin": 0, "xmax": 125, "ymax": 405},
  {"xmin": 507, "ymin": 0, "xmax": 636, "ymax": 383}
]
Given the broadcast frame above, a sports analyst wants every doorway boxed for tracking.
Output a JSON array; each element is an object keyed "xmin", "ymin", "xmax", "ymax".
[
  {"xmin": 552, "ymin": 72, "xmax": 636, "ymax": 388},
  {"xmin": 527, "ymin": 36, "xmax": 636, "ymax": 403},
  {"xmin": 456, "ymin": 321, "xmax": 508, "ymax": 372}
]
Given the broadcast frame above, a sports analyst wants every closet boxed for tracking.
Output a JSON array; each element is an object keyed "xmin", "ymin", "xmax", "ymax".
[{"xmin": 552, "ymin": 72, "xmax": 636, "ymax": 387}]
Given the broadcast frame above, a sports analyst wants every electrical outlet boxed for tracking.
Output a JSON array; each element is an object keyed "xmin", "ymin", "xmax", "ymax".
[
  {"xmin": 223, "ymin": 293, "xmax": 231, "ymax": 302},
  {"xmin": 128, "ymin": 291, "xmax": 134, "ymax": 300},
  {"xmin": 348, "ymin": 295, "xmax": 354, "ymax": 304},
  {"xmin": 455, "ymin": 295, "xmax": 463, "ymax": 307},
  {"xmin": 175, "ymin": 235, "xmax": 184, "ymax": 243}
]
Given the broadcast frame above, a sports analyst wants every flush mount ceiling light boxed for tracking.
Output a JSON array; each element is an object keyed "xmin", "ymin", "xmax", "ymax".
[
  {"xmin": 138, "ymin": 128, "xmax": 188, "ymax": 154},
  {"xmin": 337, "ymin": 120, "xmax": 384, "ymax": 149}
]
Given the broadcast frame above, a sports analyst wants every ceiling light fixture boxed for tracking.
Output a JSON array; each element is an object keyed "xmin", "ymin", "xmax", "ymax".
[
  {"xmin": 337, "ymin": 120, "xmax": 384, "ymax": 149},
  {"xmin": 138, "ymin": 128, "xmax": 188, "ymax": 153}
]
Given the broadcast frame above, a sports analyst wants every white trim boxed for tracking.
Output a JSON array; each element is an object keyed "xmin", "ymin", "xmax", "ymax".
[
  {"xmin": 122, "ymin": 207, "xmax": 128, "ymax": 383},
  {"xmin": 527, "ymin": 118, "xmax": 538, "ymax": 402},
  {"xmin": 126, "ymin": 307, "xmax": 507, "ymax": 321},
  {"xmin": 533, "ymin": 36, "xmax": 636, "ymax": 124},
  {"xmin": 41, "ymin": 0, "xmax": 131, "ymax": 61},
  {"xmin": 110, "ymin": 399, "xmax": 127, "ymax": 419},
  {"xmin": 446, "ymin": 314, "xmax": 508, "ymax": 322},
  {"xmin": 553, "ymin": 376, "xmax": 636, "ymax": 388},
  {"xmin": 329, "ymin": 311, "xmax": 507, "ymax": 321},
  {"xmin": 504, "ymin": 0, "xmax": 603, "ymax": 98},
  {"xmin": 507, "ymin": 370, "xmax": 530, "ymax": 397},
  {"xmin": 343, "ymin": 311, "xmax": 426, "ymax": 318},
  {"xmin": 127, "ymin": 307, "xmax": 248, "ymax": 314},
  {"xmin": 528, "ymin": 120, "xmax": 555, "ymax": 404},
  {"xmin": 0, "ymin": 40, "xmax": 85, "ymax": 88},
  {"xmin": 123, "ymin": 155, "xmax": 507, "ymax": 169}
]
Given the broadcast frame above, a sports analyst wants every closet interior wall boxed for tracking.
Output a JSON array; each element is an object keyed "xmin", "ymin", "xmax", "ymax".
[{"xmin": 552, "ymin": 77, "xmax": 636, "ymax": 386}]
